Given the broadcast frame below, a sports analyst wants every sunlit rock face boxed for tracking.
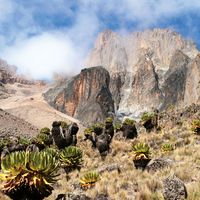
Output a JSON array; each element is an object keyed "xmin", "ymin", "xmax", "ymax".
[
  {"xmin": 86, "ymin": 28, "xmax": 199, "ymax": 117},
  {"xmin": 44, "ymin": 67, "xmax": 114, "ymax": 125}
]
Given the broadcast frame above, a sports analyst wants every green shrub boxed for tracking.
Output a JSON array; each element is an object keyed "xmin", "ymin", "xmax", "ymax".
[
  {"xmin": 60, "ymin": 121, "xmax": 69, "ymax": 129},
  {"xmin": 59, "ymin": 146, "xmax": 83, "ymax": 169},
  {"xmin": 161, "ymin": 143, "xmax": 174, "ymax": 152},
  {"xmin": 191, "ymin": 119, "xmax": 200, "ymax": 134},
  {"xmin": 123, "ymin": 118, "xmax": 136, "ymax": 126},
  {"xmin": 141, "ymin": 112, "xmax": 155, "ymax": 122},
  {"xmin": 0, "ymin": 151, "xmax": 59, "ymax": 199},
  {"xmin": 40, "ymin": 127, "xmax": 50, "ymax": 135},
  {"xmin": 132, "ymin": 142, "xmax": 151, "ymax": 160},
  {"xmin": 79, "ymin": 171, "xmax": 100, "ymax": 188}
]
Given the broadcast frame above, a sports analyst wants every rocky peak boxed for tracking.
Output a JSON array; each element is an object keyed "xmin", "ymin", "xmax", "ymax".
[
  {"xmin": 161, "ymin": 50, "xmax": 190, "ymax": 109},
  {"xmin": 184, "ymin": 53, "xmax": 200, "ymax": 105},
  {"xmin": 44, "ymin": 66, "xmax": 114, "ymax": 125},
  {"xmin": 118, "ymin": 56, "xmax": 163, "ymax": 117},
  {"xmin": 85, "ymin": 28, "xmax": 199, "ymax": 118},
  {"xmin": 0, "ymin": 59, "xmax": 36, "ymax": 85}
]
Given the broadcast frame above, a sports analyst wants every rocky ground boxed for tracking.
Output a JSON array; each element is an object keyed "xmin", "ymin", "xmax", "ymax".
[
  {"xmin": 40, "ymin": 104, "xmax": 200, "ymax": 200},
  {"xmin": 0, "ymin": 83, "xmax": 84, "ymax": 131}
]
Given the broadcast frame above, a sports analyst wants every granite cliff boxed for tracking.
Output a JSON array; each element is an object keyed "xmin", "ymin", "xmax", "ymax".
[
  {"xmin": 44, "ymin": 67, "xmax": 114, "ymax": 125},
  {"xmin": 45, "ymin": 28, "xmax": 200, "ymax": 123}
]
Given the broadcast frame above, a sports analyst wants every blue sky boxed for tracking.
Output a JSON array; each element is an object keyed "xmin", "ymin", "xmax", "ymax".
[{"xmin": 0, "ymin": 0, "xmax": 200, "ymax": 79}]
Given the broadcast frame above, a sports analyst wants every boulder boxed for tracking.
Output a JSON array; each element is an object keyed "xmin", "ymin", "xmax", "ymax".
[{"xmin": 163, "ymin": 175, "xmax": 187, "ymax": 200}]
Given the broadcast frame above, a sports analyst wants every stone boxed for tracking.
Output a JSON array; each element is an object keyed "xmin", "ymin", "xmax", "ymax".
[
  {"xmin": 163, "ymin": 175, "xmax": 187, "ymax": 200},
  {"xmin": 146, "ymin": 158, "xmax": 173, "ymax": 173},
  {"xmin": 44, "ymin": 67, "xmax": 114, "ymax": 125},
  {"xmin": 86, "ymin": 28, "xmax": 199, "ymax": 117},
  {"xmin": 98, "ymin": 163, "xmax": 121, "ymax": 174}
]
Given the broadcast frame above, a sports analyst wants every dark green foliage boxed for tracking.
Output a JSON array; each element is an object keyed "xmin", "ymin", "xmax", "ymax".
[
  {"xmin": 161, "ymin": 143, "xmax": 174, "ymax": 152},
  {"xmin": 18, "ymin": 137, "xmax": 31, "ymax": 146},
  {"xmin": 79, "ymin": 171, "xmax": 100, "ymax": 188},
  {"xmin": 60, "ymin": 121, "xmax": 69, "ymax": 129},
  {"xmin": 191, "ymin": 119, "xmax": 200, "ymax": 135},
  {"xmin": 40, "ymin": 127, "xmax": 51, "ymax": 135},
  {"xmin": 132, "ymin": 142, "xmax": 151, "ymax": 160},
  {"xmin": 123, "ymin": 118, "xmax": 136, "ymax": 126},
  {"xmin": 0, "ymin": 151, "xmax": 59, "ymax": 200},
  {"xmin": 59, "ymin": 146, "xmax": 83, "ymax": 170}
]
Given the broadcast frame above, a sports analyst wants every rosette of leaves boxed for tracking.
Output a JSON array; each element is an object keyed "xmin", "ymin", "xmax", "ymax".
[
  {"xmin": 161, "ymin": 143, "xmax": 174, "ymax": 152},
  {"xmin": 105, "ymin": 117, "xmax": 113, "ymax": 123},
  {"xmin": 18, "ymin": 137, "xmax": 32, "ymax": 146},
  {"xmin": 132, "ymin": 142, "xmax": 151, "ymax": 169},
  {"xmin": 79, "ymin": 171, "xmax": 100, "ymax": 189},
  {"xmin": 40, "ymin": 127, "xmax": 50, "ymax": 135},
  {"xmin": 140, "ymin": 112, "xmax": 157, "ymax": 131},
  {"xmin": 36, "ymin": 132, "xmax": 53, "ymax": 146},
  {"xmin": 60, "ymin": 121, "xmax": 69, "ymax": 129},
  {"xmin": 0, "ymin": 138, "xmax": 11, "ymax": 152},
  {"xmin": 59, "ymin": 146, "xmax": 83, "ymax": 171},
  {"xmin": 41, "ymin": 147, "xmax": 59, "ymax": 159},
  {"xmin": 0, "ymin": 151, "xmax": 59, "ymax": 200},
  {"xmin": 91, "ymin": 123, "xmax": 104, "ymax": 135},
  {"xmin": 114, "ymin": 122, "xmax": 122, "ymax": 132},
  {"xmin": 191, "ymin": 119, "xmax": 200, "ymax": 135},
  {"xmin": 132, "ymin": 142, "xmax": 151, "ymax": 160},
  {"xmin": 123, "ymin": 118, "xmax": 136, "ymax": 126}
]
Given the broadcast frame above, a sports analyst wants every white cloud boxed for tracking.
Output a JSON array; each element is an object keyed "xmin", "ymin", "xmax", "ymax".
[
  {"xmin": 0, "ymin": 0, "xmax": 200, "ymax": 80},
  {"xmin": 2, "ymin": 32, "xmax": 83, "ymax": 79}
]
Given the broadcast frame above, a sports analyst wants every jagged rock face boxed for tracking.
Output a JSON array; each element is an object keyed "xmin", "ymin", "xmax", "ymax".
[
  {"xmin": 86, "ymin": 29, "xmax": 199, "ymax": 116},
  {"xmin": 118, "ymin": 56, "xmax": 164, "ymax": 116},
  {"xmin": 161, "ymin": 50, "xmax": 190, "ymax": 109},
  {"xmin": 0, "ymin": 59, "xmax": 36, "ymax": 85},
  {"xmin": 184, "ymin": 54, "xmax": 200, "ymax": 105},
  {"xmin": 44, "ymin": 67, "xmax": 114, "ymax": 125}
]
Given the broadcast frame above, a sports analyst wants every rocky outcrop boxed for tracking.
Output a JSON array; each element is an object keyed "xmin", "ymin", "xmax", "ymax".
[
  {"xmin": 184, "ymin": 54, "xmax": 200, "ymax": 105},
  {"xmin": 118, "ymin": 55, "xmax": 164, "ymax": 116},
  {"xmin": 45, "ymin": 28, "xmax": 200, "ymax": 122},
  {"xmin": 163, "ymin": 175, "xmax": 187, "ymax": 200},
  {"xmin": 86, "ymin": 28, "xmax": 200, "ymax": 117},
  {"xmin": 0, "ymin": 108, "xmax": 39, "ymax": 138},
  {"xmin": 161, "ymin": 50, "xmax": 190, "ymax": 109},
  {"xmin": 44, "ymin": 67, "xmax": 114, "ymax": 125},
  {"xmin": 146, "ymin": 158, "xmax": 173, "ymax": 173},
  {"xmin": 0, "ymin": 59, "xmax": 35, "ymax": 85}
]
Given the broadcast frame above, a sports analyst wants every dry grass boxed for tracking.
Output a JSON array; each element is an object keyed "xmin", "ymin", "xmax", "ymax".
[
  {"xmin": 1, "ymin": 118, "xmax": 199, "ymax": 200},
  {"xmin": 42, "ymin": 119, "xmax": 200, "ymax": 199}
]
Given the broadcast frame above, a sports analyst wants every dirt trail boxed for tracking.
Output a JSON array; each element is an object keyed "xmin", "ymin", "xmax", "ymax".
[{"xmin": 0, "ymin": 83, "xmax": 84, "ymax": 130}]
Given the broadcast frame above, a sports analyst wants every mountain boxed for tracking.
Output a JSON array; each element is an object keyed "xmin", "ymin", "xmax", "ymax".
[
  {"xmin": 45, "ymin": 28, "xmax": 200, "ymax": 123},
  {"xmin": 85, "ymin": 28, "xmax": 200, "ymax": 117},
  {"xmin": 0, "ymin": 59, "xmax": 41, "ymax": 99},
  {"xmin": 44, "ymin": 66, "xmax": 114, "ymax": 125}
]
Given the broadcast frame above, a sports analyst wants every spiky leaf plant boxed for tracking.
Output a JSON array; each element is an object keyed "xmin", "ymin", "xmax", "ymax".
[
  {"xmin": 79, "ymin": 171, "xmax": 100, "ymax": 189},
  {"xmin": 59, "ymin": 146, "xmax": 83, "ymax": 170},
  {"xmin": 141, "ymin": 112, "xmax": 155, "ymax": 123},
  {"xmin": 123, "ymin": 118, "xmax": 136, "ymax": 126},
  {"xmin": 161, "ymin": 143, "xmax": 174, "ymax": 152},
  {"xmin": 60, "ymin": 121, "xmax": 69, "ymax": 129},
  {"xmin": 84, "ymin": 127, "xmax": 93, "ymax": 134},
  {"xmin": 132, "ymin": 142, "xmax": 151, "ymax": 160},
  {"xmin": 0, "ymin": 138, "xmax": 11, "ymax": 151},
  {"xmin": 0, "ymin": 151, "xmax": 59, "ymax": 200},
  {"xmin": 114, "ymin": 122, "xmax": 122, "ymax": 132},
  {"xmin": 36, "ymin": 132, "xmax": 53, "ymax": 146},
  {"xmin": 105, "ymin": 117, "xmax": 113, "ymax": 123},
  {"xmin": 18, "ymin": 137, "xmax": 32, "ymax": 146},
  {"xmin": 191, "ymin": 119, "xmax": 200, "ymax": 135},
  {"xmin": 41, "ymin": 147, "xmax": 59, "ymax": 159},
  {"xmin": 40, "ymin": 127, "xmax": 50, "ymax": 135}
]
